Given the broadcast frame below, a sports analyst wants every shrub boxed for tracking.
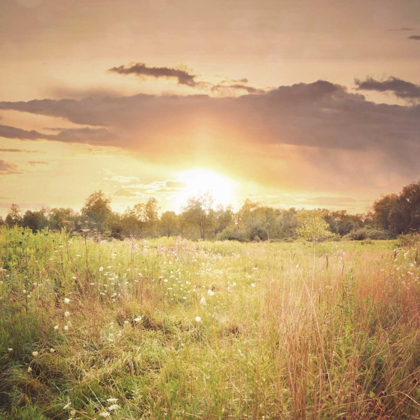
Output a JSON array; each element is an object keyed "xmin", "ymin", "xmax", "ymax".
[{"xmin": 216, "ymin": 226, "xmax": 248, "ymax": 242}]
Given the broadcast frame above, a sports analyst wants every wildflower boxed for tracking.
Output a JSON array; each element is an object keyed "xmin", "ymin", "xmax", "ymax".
[
  {"xmin": 50, "ymin": 348, "xmax": 55, "ymax": 353},
  {"xmin": 99, "ymin": 412, "xmax": 111, "ymax": 418},
  {"xmin": 27, "ymin": 367, "xmax": 32, "ymax": 372},
  {"xmin": 200, "ymin": 297, "xmax": 207, "ymax": 306},
  {"xmin": 70, "ymin": 409, "xmax": 76, "ymax": 416},
  {"xmin": 107, "ymin": 398, "xmax": 118, "ymax": 402},
  {"xmin": 133, "ymin": 317, "xmax": 142, "ymax": 322},
  {"xmin": 54, "ymin": 325, "xmax": 59, "ymax": 330},
  {"xmin": 251, "ymin": 283, "xmax": 256, "ymax": 288},
  {"xmin": 207, "ymin": 289, "xmax": 215, "ymax": 296},
  {"xmin": 99, "ymin": 266, "xmax": 104, "ymax": 271},
  {"xmin": 64, "ymin": 311, "xmax": 70, "ymax": 317},
  {"xmin": 32, "ymin": 351, "xmax": 39, "ymax": 357},
  {"xmin": 108, "ymin": 404, "xmax": 120, "ymax": 411},
  {"xmin": 195, "ymin": 316, "xmax": 202, "ymax": 323},
  {"xmin": 8, "ymin": 348, "xmax": 12, "ymax": 352},
  {"xmin": 64, "ymin": 325, "xmax": 69, "ymax": 331},
  {"xmin": 64, "ymin": 298, "xmax": 70, "ymax": 304}
]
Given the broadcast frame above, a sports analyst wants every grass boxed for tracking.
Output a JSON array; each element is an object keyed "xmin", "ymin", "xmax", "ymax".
[{"xmin": 0, "ymin": 227, "xmax": 420, "ymax": 419}]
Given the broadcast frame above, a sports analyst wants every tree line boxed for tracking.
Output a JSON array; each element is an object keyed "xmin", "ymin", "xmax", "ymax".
[{"xmin": 2, "ymin": 181, "xmax": 420, "ymax": 241}]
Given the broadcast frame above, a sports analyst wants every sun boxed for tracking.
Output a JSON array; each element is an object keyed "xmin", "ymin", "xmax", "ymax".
[{"xmin": 175, "ymin": 168, "xmax": 236, "ymax": 210}]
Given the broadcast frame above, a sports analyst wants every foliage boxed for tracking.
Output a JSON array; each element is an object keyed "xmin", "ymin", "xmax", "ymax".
[{"xmin": 296, "ymin": 210, "xmax": 333, "ymax": 244}]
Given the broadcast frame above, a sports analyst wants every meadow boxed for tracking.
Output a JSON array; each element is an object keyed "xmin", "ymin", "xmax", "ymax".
[{"xmin": 0, "ymin": 228, "xmax": 419, "ymax": 419}]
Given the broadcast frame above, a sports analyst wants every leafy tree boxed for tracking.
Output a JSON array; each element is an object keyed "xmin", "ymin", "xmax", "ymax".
[
  {"xmin": 22, "ymin": 208, "xmax": 49, "ymax": 232},
  {"xmin": 181, "ymin": 193, "xmax": 215, "ymax": 240},
  {"xmin": 373, "ymin": 194, "xmax": 398, "ymax": 230},
  {"xmin": 49, "ymin": 208, "xmax": 77, "ymax": 231},
  {"xmin": 5, "ymin": 204, "xmax": 23, "ymax": 227},
  {"xmin": 160, "ymin": 211, "xmax": 179, "ymax": 237},
  {"xmin": 297, "ymin": 210, "xmax": 333, "ymax": 246},
  {"xmin": 81, "ymin": 191, "xmax": 112, "ymax": 232}
]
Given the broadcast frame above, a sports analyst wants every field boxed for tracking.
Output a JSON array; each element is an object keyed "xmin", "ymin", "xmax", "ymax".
[{"xmin": 1, "ymin": 228, "xmax": 420, "ymax": 419}]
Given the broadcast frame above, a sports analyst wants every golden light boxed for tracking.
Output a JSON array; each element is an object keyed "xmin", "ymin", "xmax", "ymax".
[{"xmin": 175, "ymin": 168, "xmax": 236, "ymax": 211}]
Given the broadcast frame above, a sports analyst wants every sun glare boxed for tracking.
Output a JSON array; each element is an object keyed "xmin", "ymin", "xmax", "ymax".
[{"xmin": 175, "ymin": 168, "xmax": 236, "ymax": 210}]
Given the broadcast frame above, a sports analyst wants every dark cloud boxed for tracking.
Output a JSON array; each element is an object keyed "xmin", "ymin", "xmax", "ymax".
[
  {"xmin": 211, "ymin": 84, "xmax": 264, "ymax": 95},
  {"xmin": 108, "ymin": 62, "xmax": 199, "ymax": 87},
  {"xmin": 408, "ymin": 35, "xmax": 420, "ymax": 40},
  {"xmin": 355, "ymin": 76, "xmax": 420, "ymax": 100},
  {"xmin": 1, "ymin": 79, "xmax": 420, "ymax": 185},
  {"xmin": 0, "ymin": 124, "xmax": 114, "ymax": 144},
  {"xmin": 388, "ymin": 27, "xmax": 414, "ymax": 31},
  {"xmin": 0, "ymin": 148, "xmax": 38, "ymax": 153},
  {"xmin": 0, "ymin": 160, "xmax": 22, "ymax": 175}
]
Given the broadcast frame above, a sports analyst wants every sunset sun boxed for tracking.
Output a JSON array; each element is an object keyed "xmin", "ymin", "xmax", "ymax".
[{"xmin": 176, "ymin": 168, "xmax": 236, "ymax": 210}]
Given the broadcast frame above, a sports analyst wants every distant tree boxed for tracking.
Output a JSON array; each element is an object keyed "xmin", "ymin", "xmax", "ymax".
[
  {"xmin": 181, "ymin": 193, "xmax": 215, "ymax": 240},
  {"xmin": 373, "ymin": 194, "xmax": 398, "ymax": 230},
  {"xmin": 144, "ymin": 197, "xmax": 159, "ymax": 237},
  {"xmin": 214, "ymin": 205, "xmax": 234, "ymax": 234},
  {"xmin": 5, "ymin": 204, "xmax": 23, "ymax": 227},
  {"xmin": 81, "ymin": 191, "xmax": 112, "ymax": 232},
  {"xmin": 297, "ymin": 210, "xmax": 333, "ymax": 247},
  {"xmin": 160, "ymin": 211, "xmax": 179, "ymax": 237},
  {"xmin": 22, "ymin": 208, "xmax": 49, "ymax": 232},
  {"xmin": 49, "ymin": 208, "xmax": 77, "ymax": 231}
]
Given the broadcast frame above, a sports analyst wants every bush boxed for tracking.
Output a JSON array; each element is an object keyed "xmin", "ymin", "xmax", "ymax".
[
  {"xmin": 216, "ymin": 227, "xmax": 248, "ymax": 242},
  {"xmin": 344, "ymin": 228, "xmax": 395, "ymax": 241}
]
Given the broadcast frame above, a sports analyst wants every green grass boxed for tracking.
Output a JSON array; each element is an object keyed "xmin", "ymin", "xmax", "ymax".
[{"xmin": 1, "ymin": 227, "xmax": 420, "ymax": 419}]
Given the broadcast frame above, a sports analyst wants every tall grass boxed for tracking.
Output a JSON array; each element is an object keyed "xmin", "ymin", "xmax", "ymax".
[{"xmin": 0, "ymin": 227, "xmax": 419, "ymax": 419}]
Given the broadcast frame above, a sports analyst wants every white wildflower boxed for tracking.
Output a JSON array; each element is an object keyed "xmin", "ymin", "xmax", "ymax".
[
  {"xmin": 195, "ymin": 316, "xmax": 202, "ymax": 323},
  {"xmin": 64, "ymin": 298, "xmax": 70, "ymax": 304},
  {"xmin": 200, "ymin": 297, "xmax": 207, "ymax": 306},
  {"xmin": 207, "ymin": 289, "xmax": 215, "ymax": 296},
  {"xmin": 108, "ymin": 404, "xmax": 120, "ymax": 411},
  {"xmin": 32, "ymin": 351, "xmax": 39, "ymax": 357},
  {"xmin": 64, "ymin": 311, "xmax": 70, "ymax": 317}
]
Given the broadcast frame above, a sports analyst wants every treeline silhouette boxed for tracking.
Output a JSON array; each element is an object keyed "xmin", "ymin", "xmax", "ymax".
[{"xmin": 2, "ymin": 181, "xmax": 420, "ymax": 241}]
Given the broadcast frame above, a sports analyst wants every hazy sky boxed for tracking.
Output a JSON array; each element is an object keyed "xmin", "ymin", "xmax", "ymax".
[{"xmin": 1, "ymin": 0, "xmax": 420, "ymax": 216}]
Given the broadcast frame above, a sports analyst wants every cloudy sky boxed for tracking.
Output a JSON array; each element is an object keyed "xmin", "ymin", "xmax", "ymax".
[{"xmin": 1, "ymin": 0, "xmax": 420, "ymax": 216}]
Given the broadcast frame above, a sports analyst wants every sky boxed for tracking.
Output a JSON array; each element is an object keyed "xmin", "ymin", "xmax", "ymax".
[{"xmin": 1, "ymin": 0, "xmax": 420, "ymax": 216}]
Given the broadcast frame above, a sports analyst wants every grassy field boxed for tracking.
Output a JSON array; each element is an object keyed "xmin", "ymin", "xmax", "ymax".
[{"xmin": 1, "ymin": 228, "xmax": 420, "ymax": 419}]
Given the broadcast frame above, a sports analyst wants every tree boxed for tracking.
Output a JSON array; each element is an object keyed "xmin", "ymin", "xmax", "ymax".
[
  {"xmin": 181, "ymin": 193, "xmax": 215, "ymax": 240},
  {"xmin": 81, "ymin": 191, "xmax": 112, "ymax": 232},
  {"xmin": 5, "ymin": 204, "xmax": 22, "ymax": 227},
  {"xmin": 373, "ymin": 194, "xmax": 398, "ymax": 230},
  {"xmin": 22, "ymin": 208, "xmax": 49, "ymax": 232},
  {"xmin": 297, "ymin": 210, "xmax": 333, "ymax": 246},
  {"xmin": 49, "ymin": 208, "xmax": 77, "ymax": 231},
  {"xmin": 160, "ymin": 211, "xmax": 179, "ymax": 237}
]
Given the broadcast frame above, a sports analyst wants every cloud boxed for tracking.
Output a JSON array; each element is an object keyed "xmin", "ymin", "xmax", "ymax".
[
  {"xmin": 408, "ymin": 35, "xmax": 420, "ymax": 40},
  {"xmin": 211, "ymin": 83, "xmax": 264, "ymax": 95},
  {"xmin": 0, "ymin": 148, "xmax": 39, "ymax": 153},
  {"xmin": 355, "ymin": 76, "xmax": 420, "ymax": 100},
  {"xmin": 0, "ymin": 160, "xmax": 22, "ymax": 175},
  {"xmin": 114, "ymin": 188, "xmax": 136, "ymax": 197},
  {"xmin": 0, "ymin": 124, "xmax": 114, "ymax": 144},
  {"xmin": 2, "ymin": 79, "xmax": 420, "ymax": 188},
  {"xmin": 28, "ymin": 161, "xmax": 48, "ymax": 165},
  {"xmin": 388, "ymin": 27, "xmax": 414, "ymax": 31},
  {"xmin": 108, "ymin": 62, "xmax": 199, "ymax": 87}
]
